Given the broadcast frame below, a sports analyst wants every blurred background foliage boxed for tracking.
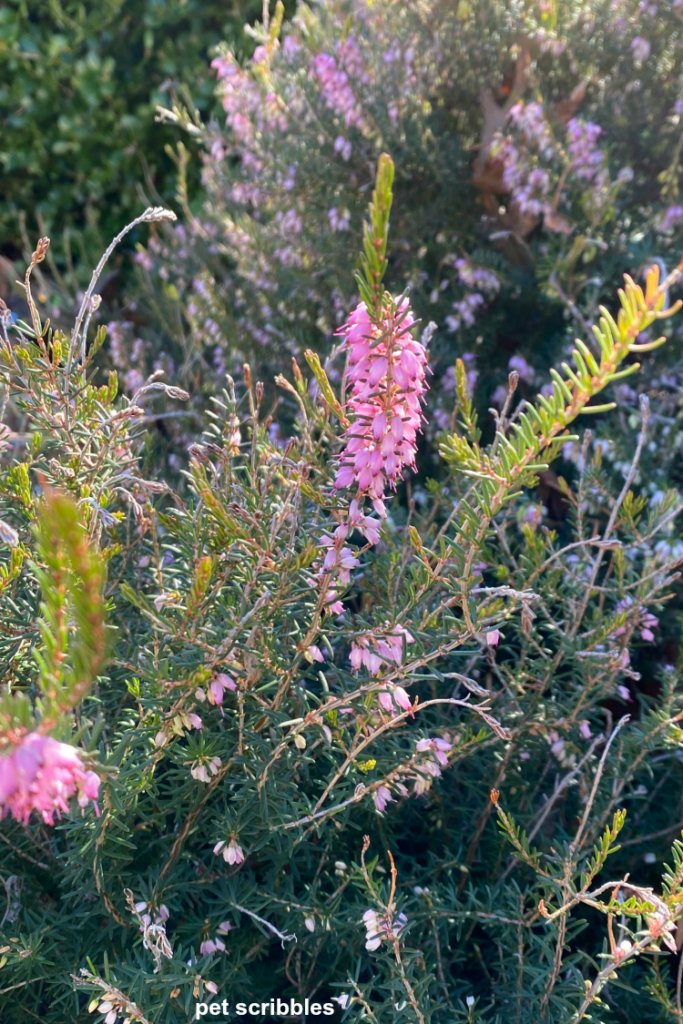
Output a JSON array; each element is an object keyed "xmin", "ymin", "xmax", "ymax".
[{"xmin": 0, "ymin": 0, "xmax": 261, "ymax": 264}]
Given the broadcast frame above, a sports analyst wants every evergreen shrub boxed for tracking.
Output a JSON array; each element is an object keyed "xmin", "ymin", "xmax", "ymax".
[{"xmin": 1, "ymin": 150, "xmax": 683, "ymax": 1024}]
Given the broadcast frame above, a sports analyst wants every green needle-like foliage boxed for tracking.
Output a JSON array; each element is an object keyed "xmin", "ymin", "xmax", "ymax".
[{"xmin": 2, "ymin": 167, "xmax": 683, "ymax": 1024}]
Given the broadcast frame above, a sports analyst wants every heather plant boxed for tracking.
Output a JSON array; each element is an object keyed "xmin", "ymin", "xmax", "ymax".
[
  {"xmin": 134, "ymin": 0, "xmax": 683, "ymax": 504},
  {"xmin": 2, "ymin": 156, "xmax": 683, "ymax": 1024}
]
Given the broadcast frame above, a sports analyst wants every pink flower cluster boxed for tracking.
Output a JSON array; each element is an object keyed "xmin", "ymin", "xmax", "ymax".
[
  {"xmin": 350, "ymin": 624, "xmax": 415, "ymax": 675},
  {"xmin": 200, "ymin": 922, "xmax": 232, "ymax": 957},
  {"xmin": 414, "ymin": 735, "xmax": 453, "ymax": 793},
  {"xmin": 0, "ymin": 733, "xmax": 100, "ymax": 825},
  {"xmin": 191, "ymin": 755, "xmax": 221, "ymax": 783},
  {"xmin": 443, "ymin": 259, "xmax": 500, "ymax": 335},
  {"xmin": 378, "ymin": 684, "xmax": 413, "ymax": 716},
  {"xmin": 454, "ymin": 258, "xmax": 500, "ymax": 294},
  {"xmin": 372, "ymin": 733, "xmax": 454, "ymax": 810},
  {"xmin": 310, "ymin": 499, "xmax": 383, "ymax": 615},
  {"xmin": 334, "ymin": 298, "xmax": 429, "ymax": 513},
  {"xmin": 211, "ymin": 47, "xmax": 287, "ymax": 207},
  {"xmin": 489, "ymin": 101, "xmax": 555, "ymax": 218},
  {"xmin": 212, "ymin": 53, "xmax": 264, "ymax": 154},
  {"xmin": 328, "ymin": 207, "xmax": 350, "ymax": 232},
  {"xmin": 310, "ymin": 38, "xmax": 368, "ymax": 136},
  {"xmin": 566, "ymin": 118, "xmax": 608, "ymax": 187},
  {"xmin": 491, "ymin": 103, "xmax": 612, "ymax": 224},
  {"xmin": 612, "ymin": 597, "xmax": 659, "ymax": 642},
  {"xmin": 196, "ymin": 672, "xmax": 237, "ymax": 707},
  {"xmin": 446, "ymin": 293, "xmax": 485, "ymax": 332},
  {"xmin": 507, "ymin": 101, "xmax": 555, "ymax": 157},
  {"xmin": 200, "ymin": 924, "xmax": 232, "ymax": 957}
]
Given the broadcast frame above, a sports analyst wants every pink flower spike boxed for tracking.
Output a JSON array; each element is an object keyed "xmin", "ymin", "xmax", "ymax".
[
  {"xmin": 0, "ymin": 733, "xmax": 101, "ymax": 825},
  {"xmin": 486, "ymin": 630, "xmax": 500, "ymax": 647},
  {"xmin": 334, "ymin": 297, "xmax": 428, "ymax": 510}
]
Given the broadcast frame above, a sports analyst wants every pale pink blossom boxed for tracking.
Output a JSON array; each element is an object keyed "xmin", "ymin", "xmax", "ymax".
[
  {"xmin": 214, "ymin": 837, "xmax": 245, "ymax": 865},
  {"xmin": 209, "ymin": 673, "xmax": 237, "ymax": 705},
  {"xmin": 416, "ymin": 736, "xmax": 452, "ymax": 767},
  {"xmin": 306, "ymin": 645, "xmax": 325, "ymax": 663},
  {"xmin": 378, "ymin": 685, "xmax": 413, "ymax": 716},
  {"xmin": 350, "ymin": 625, "xmax": 415, "ymax": 675},
  {"xmin": 378, "ymin": 691, "xmax": 394, "ymax": 713},
  {"xmin": 200, "ymin": 937, "xmax": 226, "ymax": 955},
  {"xmin": 393, "ymin": 686, "xmax": 412, "ymax": 710},
  {"xmin": 374, "ymin": 785, "xmax": 394, "ymax": 812},
  {"xmin": 566, "ymin": 119, "xmax": 607, "ymax": 185},
  {"xmin": 191, "ymin": 756, "xmax": 221, "ymax": 783}
]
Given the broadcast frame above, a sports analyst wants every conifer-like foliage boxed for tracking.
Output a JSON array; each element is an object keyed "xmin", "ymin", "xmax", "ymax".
[{"xmin": 2, "ymin": 153, "xmax": 683, "ymax": 1024}]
